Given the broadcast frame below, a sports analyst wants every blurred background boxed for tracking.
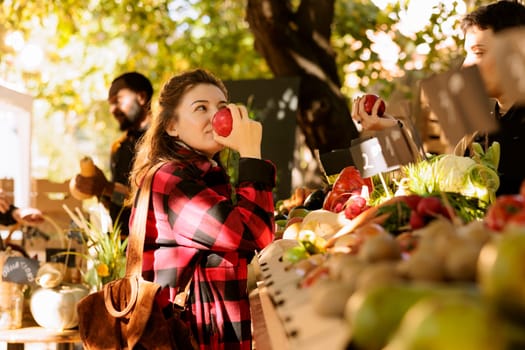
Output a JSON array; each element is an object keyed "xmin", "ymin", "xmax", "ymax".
[{"xmin": 0, "ymin": 0, "xmax": 491, "ymax": 207}]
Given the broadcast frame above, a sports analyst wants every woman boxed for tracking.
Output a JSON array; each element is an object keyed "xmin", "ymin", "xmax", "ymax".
[{"xmin": 128, "ymin": 68, "xmax": 275, "ymax": 349}]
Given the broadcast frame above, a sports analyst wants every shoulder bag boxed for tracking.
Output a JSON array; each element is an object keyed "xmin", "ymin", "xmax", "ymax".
[{"xmin": 77, "ymin": 163, "xmax": 199, "ymax": 350}]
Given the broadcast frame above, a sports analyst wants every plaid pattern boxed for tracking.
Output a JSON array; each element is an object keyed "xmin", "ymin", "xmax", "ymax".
[{"xmin": 131, "ymin": 157, "xmax": 275, "ymax": 350}]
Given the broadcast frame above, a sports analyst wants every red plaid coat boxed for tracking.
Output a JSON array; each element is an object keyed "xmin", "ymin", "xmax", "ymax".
[{"xmin": 130, "ymin": 157, "xmax": 275, "ymax": 350}]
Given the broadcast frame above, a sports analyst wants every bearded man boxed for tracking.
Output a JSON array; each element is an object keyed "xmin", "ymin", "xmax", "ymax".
[{"xmin": 71, "ymin": 72, "xmax": 153, "ymax": 236}]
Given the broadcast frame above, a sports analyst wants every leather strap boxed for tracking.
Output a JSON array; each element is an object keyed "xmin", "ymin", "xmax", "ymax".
[
  {"xmin": 104, "ymin": 274, "xmax": 140, "ymax": 317},
  {"xmin": 126, "ymin": 163, "xmax": 165, "ymax": 276},
  {"xmin": 126, "ymin": 162, "xmax": 194, "ymax": 308}
]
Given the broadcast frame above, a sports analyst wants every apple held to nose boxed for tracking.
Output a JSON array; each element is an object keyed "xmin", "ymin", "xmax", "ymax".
[
  {"xmin": 212, "ymin": 108, "xmax": 233, "ymax": 137},
  {"xmin": 363, "ymin": 94, "xmax": 385, "ymax": 117}
]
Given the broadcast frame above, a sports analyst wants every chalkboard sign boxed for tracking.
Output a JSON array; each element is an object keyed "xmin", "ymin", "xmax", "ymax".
[
  {"xmin": 420, "ymin": 65, "xmax": 498, "ymax": 146},
  {"xmin": 2, "ymin": 256, "xmax": 40, "ymax": 284},
  {"xmin": 350, "ymin": 123, "xmax": 416, "ymax": 178},
  {"xmin": 224, "ymin": 77, "xmax": 300, "ymax": 201}
]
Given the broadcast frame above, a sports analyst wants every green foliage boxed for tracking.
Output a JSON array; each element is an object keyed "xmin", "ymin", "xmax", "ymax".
[
  {"xmin": 332, "ymin": 0, "xmax": 467, "ymax": 99},
  {"xmin": 0, "ymin": 0, "xmax": 270, "ymax": 181},
  {"xmin": 0, "ymin": 0, "xmax": 498, "ymax": 181},
  {"xmin": 62, "ymin": 207, "xmax": 128, "ymax": 291}
]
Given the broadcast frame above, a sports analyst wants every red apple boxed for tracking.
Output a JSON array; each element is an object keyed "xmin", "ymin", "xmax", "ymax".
[
  {"xmin": 212, "ymin": 108, "xmax": 233, "ymax": 136},
  {"xmin": 363, "ymin": 94, "xmax": 385, "ymax": 116}
]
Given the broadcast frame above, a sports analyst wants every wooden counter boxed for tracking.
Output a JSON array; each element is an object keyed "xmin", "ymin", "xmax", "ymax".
[{"xmin": 0, "ymin": 319, "xmax": 81, "ymax": 350}]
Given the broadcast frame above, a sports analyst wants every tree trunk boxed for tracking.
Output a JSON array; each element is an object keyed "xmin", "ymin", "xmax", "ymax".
[{"xmin": 245, "ymin": 0, "xmax": 359, "ymax": 154}]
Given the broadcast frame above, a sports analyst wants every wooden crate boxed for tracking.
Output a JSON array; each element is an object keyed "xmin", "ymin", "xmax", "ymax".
[
  {"xmin": 31, "ymin": 179, "xmax": 82, "ymax": 232},
  {"xmin": 0, "ymin": 178, "xmax": 14, "ymax": 204},
  {"xmin": 22, "ymin": 180, "xmax": 84, "ymax": 263}
]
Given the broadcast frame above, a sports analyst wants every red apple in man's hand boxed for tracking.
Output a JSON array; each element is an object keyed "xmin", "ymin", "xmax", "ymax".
[
  {"xmin": 363, "ymin": 94, "xmax": 385, "ymax": 116},
  {"xmin": 212, "ymin": 108, "xmax": 233, "ymax": 136}
]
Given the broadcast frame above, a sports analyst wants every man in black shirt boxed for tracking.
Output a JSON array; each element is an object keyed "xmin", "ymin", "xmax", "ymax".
[
  {"xmin": 458, "ymin": 1, "xmax": 525, "ymax": 195},
  {"xmin": 353, "ymin": 1, "xmax": 525, "ymax": 196},
  {"xmin": 70, "ymin": 72, "xmax": 153, "ymax": 236}
]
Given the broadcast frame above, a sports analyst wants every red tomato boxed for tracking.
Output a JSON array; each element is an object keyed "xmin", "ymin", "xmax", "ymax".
[
  {"xmin": 324, "ymin": 166, "xmax": 373, "ymax": 213},
  {"xmin": 331, "ymin": 166, "xmax": 372, "ymax": 194},
  {"xmin": 508, "ymin": 209, "xmax": 525, "ymax": 226},
  {"xmin": 485, "ymin": 195, "xmax": 525, "ymax": 231}
]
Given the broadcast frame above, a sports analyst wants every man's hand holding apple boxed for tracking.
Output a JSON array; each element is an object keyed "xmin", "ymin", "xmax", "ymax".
[{"xmin": 352, "ymin": 94, "xmax": 399, "ymax": 131}]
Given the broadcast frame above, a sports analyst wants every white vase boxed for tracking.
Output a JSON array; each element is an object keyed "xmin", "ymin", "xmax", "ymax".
[{"xmin": 30, "ymin": 283, "xmax": 89, "ymax": 330}]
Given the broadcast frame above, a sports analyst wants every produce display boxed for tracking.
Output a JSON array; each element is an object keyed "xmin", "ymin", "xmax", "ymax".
[{"xmin": 255, "ymin": 143, "xmax": 525, "ymax": 350}]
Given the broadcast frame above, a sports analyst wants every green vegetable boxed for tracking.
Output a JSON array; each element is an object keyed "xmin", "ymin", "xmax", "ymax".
[
  {"xmin": 464, "ymin": 163, "xmax": 499, "ymax": 203},
  {"xmin": 434, "ymin": 155, "xmax": 477, "ymax": 194},
  {"xmin": 443, "ymin": 192, "xmax": 488, "ymax": 223},
  {"xmin": 283, "ymin": 245, "xmax": 310, "ymax": 264},
  {"xmin": 471, "ymin": 141, "xmax": 500, "ymax": 172},
  {"xmin": 376, "ymin": 201, "xmax": 412, "ymax": 235},
  {"xmin": 403, "ymin": 141, "xmax": 500, "ymax": 205}
]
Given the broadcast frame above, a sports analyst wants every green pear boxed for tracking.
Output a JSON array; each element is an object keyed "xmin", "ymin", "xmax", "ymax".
[
  {"xmin": 345, "ymin": 282, "xmax": 437, "ymax": 350},
  {"xmin": 346, "ymin": 282, "xmax": 480, "ymax": 350},
  {"xmin": 477, "ymin": 228, "xmax": 525, "ymax": 323},
  {"xmin": 384, "ymin": 294, "xmax": 507, "ymax": 350}
]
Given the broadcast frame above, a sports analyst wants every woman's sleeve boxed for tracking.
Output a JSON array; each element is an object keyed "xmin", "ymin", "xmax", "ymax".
[{"xmin": 157, "ymin": 159, "xmax": 276, "ymax": 253}]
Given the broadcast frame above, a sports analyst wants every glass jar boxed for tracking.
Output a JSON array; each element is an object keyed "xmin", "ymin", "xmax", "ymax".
[{"xmin": 0, "ymin": 282, "xmax": 24, "ymax": 330}]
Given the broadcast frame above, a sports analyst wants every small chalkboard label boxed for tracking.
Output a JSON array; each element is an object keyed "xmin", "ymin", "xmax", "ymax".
[
  {"xmin": 421, "ymin": 65, "xmax": 498, "ymax": 145},
  {"xmin": 2, "ymin": 256, "xmax": 40, "ymax": 284},
  {"xmin": 350, "ymin": 123, "xmax": 416, "ymax": 178}
]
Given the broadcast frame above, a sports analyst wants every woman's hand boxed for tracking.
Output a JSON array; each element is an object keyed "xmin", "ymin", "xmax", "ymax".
[
  {"xmin": 214, "ymin": 103, "xmax": 262, "ymax": 159},
  {"xmin": 352, "ymin": 95, "xmax": 398, "ymax": 131}
]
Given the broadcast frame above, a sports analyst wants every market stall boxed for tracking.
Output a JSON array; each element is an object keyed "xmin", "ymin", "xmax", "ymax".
[{"xmin": 250, "ymin": 152, "xmax": 525, "ymax": 349}]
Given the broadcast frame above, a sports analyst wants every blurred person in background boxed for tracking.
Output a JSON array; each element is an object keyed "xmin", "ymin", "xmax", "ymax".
[
  {"xmin": 70, "ymin": 72, "xmax": 153, "ymax": 236},
  {"xmin": 0, "ymin": 196, "xmax": 43, "ymax": 227}
]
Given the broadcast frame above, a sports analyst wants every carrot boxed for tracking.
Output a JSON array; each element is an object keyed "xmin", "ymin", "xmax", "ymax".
[{"xmin": 323, "ymin": 195, "xmax": 407, "ymax": 248}]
